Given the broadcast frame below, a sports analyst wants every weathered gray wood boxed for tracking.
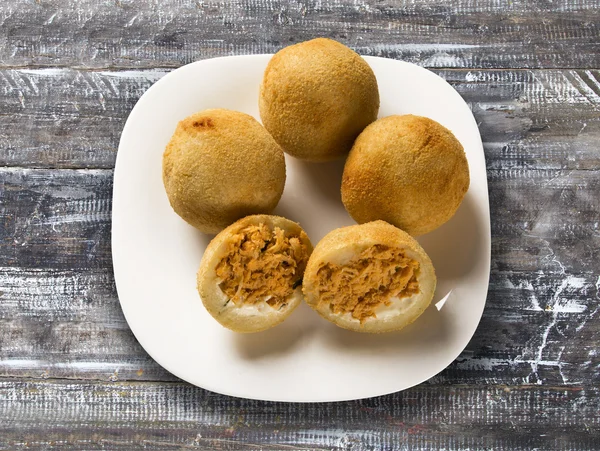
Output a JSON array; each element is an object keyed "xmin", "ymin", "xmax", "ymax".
[
  {"xmin": 1, "ymin": 268, "xmax": 598, "ymax": 386},
  {"xmin": 0, "ymin": 168, "xmax": 112, "ymax": 269},
  {"xmin": 1, "ymin": 0, "xmax": 599, "ymax": 447},
  {"xmin": 1, "ymin": 68, "xmax": 599, "ymax": 169},
  {"xmin": 0, "ymin": 166, "xmax": 598, "ymax": 386},
  {"xmin": 0, "ymin": 68, "xmax": 164, "ymax": 168},
  {"xmin": 0, "ymin": 381, "xmax": 598, "ymax": 450},
  {"xmin": 0, "ymin": 0, "xmax": 598, "ymax": 71},
  {"xmin": 3, "ymin": 164, "xmax": 598, "ymax": 274}
]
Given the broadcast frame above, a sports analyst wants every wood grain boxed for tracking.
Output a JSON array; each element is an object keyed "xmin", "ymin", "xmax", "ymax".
[
  {"xmin": 0, "ymin": 380, "xmax": 598, "ymax": 450},
  {"xmin": 0, "ymin": 68, "xmax": 163, "ymax": 168},
  {"xmin": 1, "ymin": 68, "xmax": 599, "ymax": 169},
  {"xmin": 0, "ymin": 66, "xmax": 598, "ymax": 388},
  {"xmin": 0, "ymin": 0, "xmax": 598, "ymax": 70},
  {"xmin": 0, "ymin": 163, "xmax": 598, "ymax": 385},
  {"xmin": 1, "ymin": 0, "xmax": 600, "ymax": 447}
]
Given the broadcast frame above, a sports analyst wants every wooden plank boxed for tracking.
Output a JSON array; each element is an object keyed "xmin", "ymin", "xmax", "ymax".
[
  {"xmin": 0, "ymin": 381, "xmax": 598, "ymax": 449},
  {"xmin": 0, "ymin": 267, "xmax": 177, "ymax": 382},
  {"xmin": 489, "ymin": 170, "xmax": 600, "ymax": 275},
  {"xmin": 0, "ymin": 168, "xmax": 112, "ymax": 270},
  {"xmin": 0, "ymin": 57, "xmax": 599, "ymax": 383},
  {"xmin": 0, "ymin": 267, "xmax": 598, "ymax": 385},
  {"xmin": 0, "ymin": 64, "xmax": 599, "ymax": 385},
  {"xmin": 3, "ymin": 166, "xmax": 597, "ymax": 274},
  {"xmin": 0, "ymin": 0, "xmax": 598, "ymax": 70},
  {"xmin": 0, "ymin": 68, "xmax": 165, "ymax": 169},
  {"xmin": 0, "ymin": 68, "xmax": 599, "ymax": 169}
]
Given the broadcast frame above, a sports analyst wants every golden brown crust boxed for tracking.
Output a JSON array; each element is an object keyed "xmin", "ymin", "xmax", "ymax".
[
  {"xmin": 341, "ymin": 115, "xmax": 470, "ymax": 236},
  {"xmin": 162, "ymin": 109, "xmax": 286, "ymax": 234},
  {"xmin": 197, "ymin": 215, "xmax": 313, "ymax": 333},
  {"xmin": 259, "ymin": 38, "xmax": 380, "ymax": 162},
  {"xmin": 302, "ymin": 221, "xmax": 436, "ymax": 333}
]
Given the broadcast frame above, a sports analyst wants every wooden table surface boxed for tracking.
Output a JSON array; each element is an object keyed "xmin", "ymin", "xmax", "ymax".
[{"xmin": 1, "ymin": 1, "xmax": 599, "ymax": 449}]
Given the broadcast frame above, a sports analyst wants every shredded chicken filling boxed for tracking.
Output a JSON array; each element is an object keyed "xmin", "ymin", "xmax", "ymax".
[
  {"xmin": 215, "ymin": 224, "xmax": 310, "ymax": 309},
  {"xmin": 315, "ymin": 245, "xmax": 420, "ymax": 322}
]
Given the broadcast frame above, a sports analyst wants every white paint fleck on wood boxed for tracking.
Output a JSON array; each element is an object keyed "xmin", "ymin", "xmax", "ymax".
[{"xmin": 97, "ymin": 69, "xmax": 169, "ymax": 80}]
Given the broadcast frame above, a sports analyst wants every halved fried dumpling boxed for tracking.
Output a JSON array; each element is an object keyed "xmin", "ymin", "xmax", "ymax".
[
  {"xmin": 197, "ymin": 215, "xmax": 313, "ymax": 333},
  {"xmin": 302, "ymin": 221, "xmax": 436, "ymax": 333}
]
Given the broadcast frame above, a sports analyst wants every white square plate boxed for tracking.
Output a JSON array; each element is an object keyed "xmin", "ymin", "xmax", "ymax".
[{"xmin": 112, "ymin": 55, "xmax": 490, "ymax": 402}]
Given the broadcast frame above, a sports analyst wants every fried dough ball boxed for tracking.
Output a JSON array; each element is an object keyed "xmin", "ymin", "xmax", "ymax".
[
  {"xmin": 162, "ymin": 109, "xmax": 286, "ymax": 234},
  {"xmin": 341, "ymin": 115, "xmax": 470, "ymax": 236},
  {"xmin": 302, "ymin": 221, "xmax": 436, "ymax": 333},
  {"xmin": 259, "ymin": 38, "xmax": 380, "ymax": 162},
  {"xmin": 197, "ymin": 215, "xmax": 313, "ymax": 333}
]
